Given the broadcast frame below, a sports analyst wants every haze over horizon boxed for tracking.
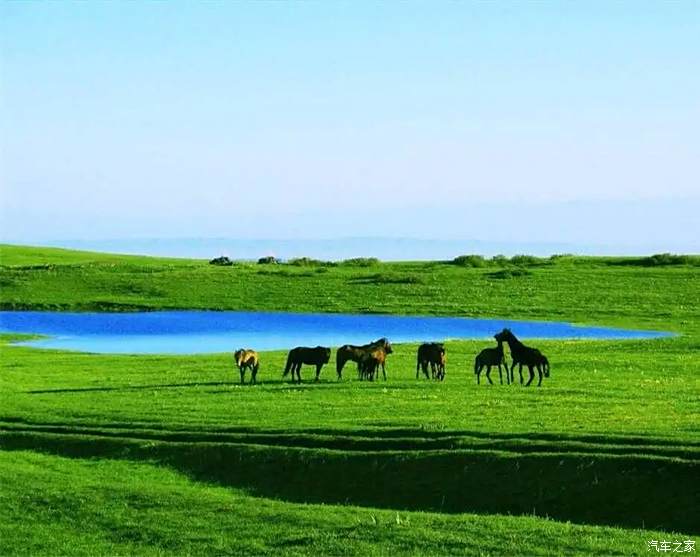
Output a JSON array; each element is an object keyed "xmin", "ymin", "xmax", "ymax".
[{"xmin": 2, "ymin": 2, "xmax": 698, "ymax": 255}]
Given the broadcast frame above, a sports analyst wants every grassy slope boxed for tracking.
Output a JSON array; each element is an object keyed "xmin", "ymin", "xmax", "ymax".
[
  {"xmin": 1, "ymin": 245, "xmax": 699, "ymax": 554},
  {"xmin": 2, "ymin": 244, "xmax": 698, "ymax": 331}
]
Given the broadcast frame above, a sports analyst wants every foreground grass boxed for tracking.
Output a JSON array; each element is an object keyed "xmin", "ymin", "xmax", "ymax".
[
  {"xmin": 0, "ymin": 450, "xmax": 676, "ymax": 557},
  {"xmin": 1, "ymin": 245, "xmax": 698, "ymax": 553}
]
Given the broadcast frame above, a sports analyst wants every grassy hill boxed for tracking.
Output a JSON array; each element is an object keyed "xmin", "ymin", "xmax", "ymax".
[{"xmin": 1, "ymin": 245, "xmax": 699, "ymax": 555}]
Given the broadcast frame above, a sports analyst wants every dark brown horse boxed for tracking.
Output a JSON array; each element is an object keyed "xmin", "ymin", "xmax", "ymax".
[
  {"xmin": 416, "ymin": 342, "xmax": 446, "ymax": 381},
  {"xmin": 336, "ymin": 338, "xmax": 392, "ymax": 379},
  {"xmin": 358, "ymin": 345, "xmax": 392, "ymax": 381},
  {"xmin": 495, "ymin": 328, "xmax": 550, "ymax": 387},
  {"xmin": 233, "ymin": 348, "xmax": 260, "ymax": 384},
  {"xmin": 474, "ymin": 339, "xmax": 506, "ymax": 385},
  {"xmin": 283, "ymin": 346, "xmax": 331, "ymax": 383}
]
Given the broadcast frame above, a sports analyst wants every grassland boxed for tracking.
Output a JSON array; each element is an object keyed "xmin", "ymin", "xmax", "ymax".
[{"xmin": 0, "ymin": 244, "xmax": 698, "ymax": 555}]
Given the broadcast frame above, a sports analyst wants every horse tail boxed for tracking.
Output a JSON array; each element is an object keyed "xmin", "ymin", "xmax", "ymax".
[
  {"xmin": 336, "ymin": 348, "xmax": 347, "ymax": 376},
  {"xmin": 283, "ymin": 352, "xmax": 293, "ymax": 377}
]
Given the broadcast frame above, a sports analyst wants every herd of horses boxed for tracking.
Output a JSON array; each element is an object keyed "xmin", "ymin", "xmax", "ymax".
[{"xmin": 234, "ymin": 328, "xmax": 551, "ymax": 387}]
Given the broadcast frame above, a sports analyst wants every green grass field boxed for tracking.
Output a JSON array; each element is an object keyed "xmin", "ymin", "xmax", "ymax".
[{"xmin": 1, "ymin": 244, "xmax": 698, "ymax": 555}]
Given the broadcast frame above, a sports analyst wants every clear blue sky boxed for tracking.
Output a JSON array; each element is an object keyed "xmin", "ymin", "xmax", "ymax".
[{"xmin": 1, "ymin": 2, "xmax": 698, "ymax": 252}]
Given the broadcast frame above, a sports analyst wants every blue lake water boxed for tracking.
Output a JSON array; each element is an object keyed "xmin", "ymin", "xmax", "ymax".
[{"xmin": 0, "ymin": 311, "xmax": 671, "ymax": 355}]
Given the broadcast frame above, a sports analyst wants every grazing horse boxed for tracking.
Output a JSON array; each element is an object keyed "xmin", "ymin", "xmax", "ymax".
[
  {"xmin": 283, "ymin": 346, "xmax": 331, "ymax": 383},
  {"xmin": 358, "ymin": 346, "xmax": 392, "ymax": 381},
  {"xmin": 336, "ymin": 338, "xmax": 392, "ymax": 379},
  {"xmin": 234, "ymin": 348, "xmax": 260, "ymax": 384},
  {"xmin": 474, "ymin": 339, "xmax": 507, "ymax": 385},
  {"xmin": 495, "ymin": 328, "xmax": 550, "ymax": 387},
  {"xmin": 416, "ymin": 342, "xmax": 446, "ymax": 381}
]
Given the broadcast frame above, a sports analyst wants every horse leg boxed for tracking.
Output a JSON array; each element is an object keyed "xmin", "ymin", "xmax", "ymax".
[
  {"xmin": 537, "ymin": 364, "xmax": 543, "ymax": 387},
  {"xmin": 486, "ymin": 365, "xmax": 493, "ymax": 385},
  {"xmin": 498, "ymin": 364, "xmax": 503, "ymax": 385},
  {"xmin": 252, "ymin": 365, "xmax": 258, "ymax": 385},
  {"xmin": 509, "ymin": 362, "xmax": 516, "ymax": 384},
  {"xmin": 518, "ymin": 364, "xmax": 524, "ymax": 385},
  {"xmin": 315, "ymin": 364, "xmax": 322, "ymax": 381},
  {"xmin": 525, "ymin": 365, "xmax": 534, "ymax": 387},
  {"xmin": 240, "ymin": 367, "xmax": 245, "ymax": 385},
  {"xmin": 382, "ymin": 362, "xmax": 387, "ymax": 381},
  {"xmin": 476, "ymin": 364, "xmax": 481, "ymax": 384}
]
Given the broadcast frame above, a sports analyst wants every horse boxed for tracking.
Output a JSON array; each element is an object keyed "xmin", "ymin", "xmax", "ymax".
[
  {"xmin": 474, "ymin": 339, "xmax": 507, "ymax": 385},
  {"xmin": 234, "ymin": 348, "xmax": 260, "ymax": 384},
  {"xmin": 283, "ymin": 346, "xmax": 331, "ymax": 384},
  {"xmin": 358, "ymin": 345, "xmax": 391, "ymax": 381},
  {"xmin": 495, "ymin": 328, "xmax": 550, "ymax": 387},
  {"xmin": 336, "ymin": 338, "xmax": 392, "ymax": 379},
  {"xmin": 416, "ymin": 342, "xmax": 446, "ymax": 380}
]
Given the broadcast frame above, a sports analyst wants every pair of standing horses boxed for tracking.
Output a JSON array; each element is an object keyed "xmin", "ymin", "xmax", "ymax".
[
  {"xmin": 282, "ymin": 339, "xmax": 394, "ymax": 384},
  {"xmin": 474, "ymin": 328, "xmax": 550, "ymax": 387},
  {"xmin": 337, "ymin": 338, "xmax": 393, "ymax": 381},
  {"xmin": 416, "ymin": 342, "xmax": 446, "ymax": 380}
]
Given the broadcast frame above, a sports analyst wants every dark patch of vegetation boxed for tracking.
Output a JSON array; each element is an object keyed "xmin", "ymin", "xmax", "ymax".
[
  {"xmin": 339, "ymin": 257, "xmax": 380, "ymax": 267},
  {"xmin": 288, "ymin": 257, "xmax": 336, "ymax": 267},
  {"xmin": 452, "ymin": 255, "xmax": 486, "ymax": 267},
  {"xmin": 256, "ymin": 269, "xmax": 316, "ymax": 278},
  {"xmin": 209, "ymin": 256, "xmax": 233, "ymax": 266},
  {"xmin": 487, "ymin": 268, "xmax": 533, "ymax": 280},
  {"xmin": 349, "ymin": 273, "xmax": 423, "ymax": 285},
  {"xmin": 4, "ymin": 264, "xmax": 57, "ymax": 271},
  {"xmin": 509, "ymin": 254, "xmax": 551, "ymax": 267},
  {"xmin": 608, "ymin": 253, "xmax": 700, "ymax": 267},
  {"xmin": 257, "ymin": 256, "xmax": 280, "ymax": 265}
]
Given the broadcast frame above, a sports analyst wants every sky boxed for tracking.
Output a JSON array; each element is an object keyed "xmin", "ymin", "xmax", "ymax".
[{"xmin": 1, "ymin": 1, "xmax": 699, "ymax": 255}]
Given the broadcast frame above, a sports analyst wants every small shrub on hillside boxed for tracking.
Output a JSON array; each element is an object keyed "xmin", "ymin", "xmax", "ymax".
[
  {"xmin": 257, "ymin": 256, "xmax": 279, "ymax": 265},
  {"xmin": 452, "ymin": 255, "xmax": 486, "ymax": 267},
  {"xmin": 350, "ymin": 273, "xmax": 423, "ymax": 285},
  {"xmin": 647, "ymin": 253, "xmax": 692, "ymax": 266},
  {"xmin": 549, "ymin": 253, "xmax": 574, "ymax": 262},
  {"xmin": 607, "ymin": 253, "xmax": 698, "ymax": 267},
  {"xmin": 209, "ymin": 256, "xmax": 233, "ymax": 266},
  {"xmin": 288, "ymin": 257, "xmax": 325, "ymax": 266},
  {"xmin": 487, "ymin": 268, "xmax": 533, "ymax": 279},
  {"xmin": 491, "ymin": 254, "xmax": 509, "ymax": 266},
  {"xmin": 509, "ymin": 254, "xmax": 549, "ymax": 266},
  {"xmin": 340, "ymin": 257, "xmax": 380, "ymax": 267}
]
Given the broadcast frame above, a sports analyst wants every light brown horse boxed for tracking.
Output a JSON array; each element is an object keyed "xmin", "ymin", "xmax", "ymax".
[
  {"xmin": 358, "ymin": 345, "xmax": 392, "ymax": 381},
  {"xmin": 234, "ymin": 349, "xmax": 260, "ymax": 384},
  {"xmin": 336, "ymin": 338, "xmax": 392, "ymax": 379}
]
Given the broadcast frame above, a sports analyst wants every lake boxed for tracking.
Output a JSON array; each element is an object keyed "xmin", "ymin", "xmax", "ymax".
[{"xmin": 0, "ymin": 311, "xmax": 671, "ymax": 355}]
